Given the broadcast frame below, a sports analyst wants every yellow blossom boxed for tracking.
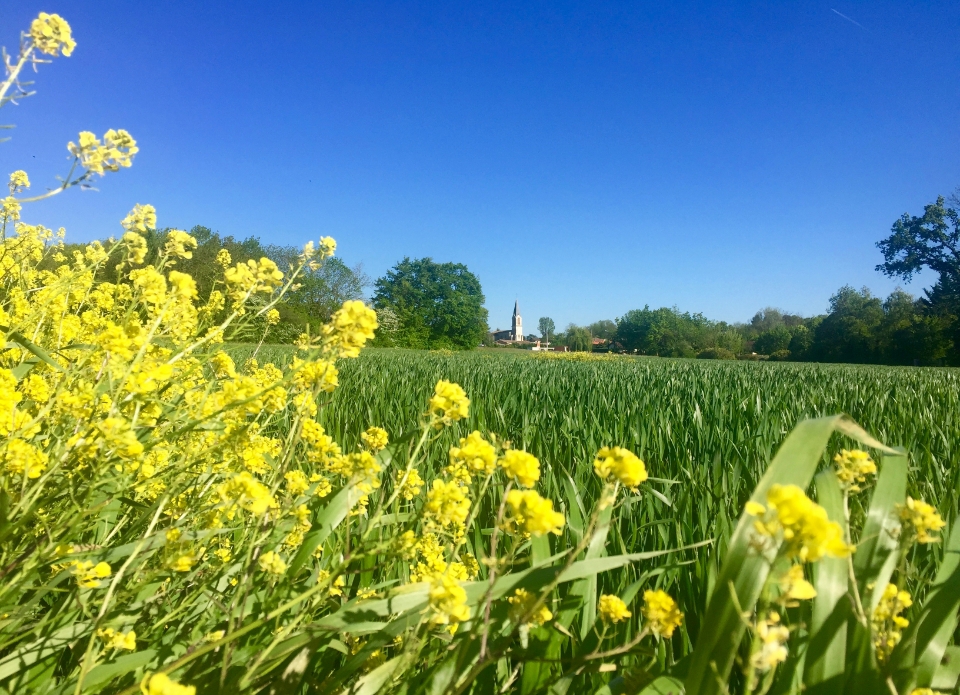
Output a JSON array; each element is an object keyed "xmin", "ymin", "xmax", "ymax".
[
  {"xmin": 266, "ymin": 308, "xmax": 281, "ymax": 325},
  {"xmin": 428, "ymin": 380, "xmax": 469, "ymax": 426},
  {"xmin": 218, "ymin": 472, "xmax": 277, "ymax": 516},
  {"xmin": 508, "ymin": 588, "xmax": 553, "ymax": 626},
  {"xmin": 747, "ymin": 484, "xmax": 852, "ymax": 562},
  {"xmin": 751, "ymin": 611, "xmax": 790, "ymax": 672},
  {"xmin": 833, "ymin": 448, "xmax": 877, "ymax": 492},
  {"xmin": 599, "ymin": 594, "xmax": 632, "ymax": 624},
  {"xmin": 98, "ymin": 628, "xmax": 137, "ymax": 650},
  {"xmin": 319, "ymin": 236, "xmax": 336, "ymax": 258},
  {"xmin": 872, "ymin": 583, "xmax": 912, "ymax": 662},
  {"xmin": 361, "ymin": 426, "xmax": 389, "ymax": 452},
  {"xmin": 505, "ymin": 489, "xmax": 565, "ymax": 536},
  {"xmin": 141, "ymin": 673, "xmax": 196, "ymax": 695},
  {"xmin": 395, "ymin": 468, "xmax": 424, "ymax": 501},
  {"xmin": 285, "ymin": 470, "xmax": 310, "ymax": 496},
  {"xmin": 72, "ymin": 560, "xmax": 111, "ymax": 588},
  {"xmin": 424, "ymin": 479, "xmax": 471, "ymax": 528},
  {"xmin": 429, "ymin": 573, "xmax": 470, "ymax": 627},
  {"xmin": 641, "ymin": 590, "xmax": 683, "ymax": 636},
  {"xmin": 450, "ymin": 431, "xmax": 497, "ymax": 476},
  {"xmin": 123, "ymin": 232, "xmax": 148, "ymax": 264},
  {"xmin": 164, "ymin": 230, "xmax": 197, "ymax": 259},
  {"xmin": 900, "ymin": 497, "xmax": 946, "ymax": 544},
  {"xmin": 259, "ymin": 551, "xmax": 287, "ymax": 575},
  {"xmin": 593, "ymin": 446, "xmax": 648, "ymax": 489},
  {"xmin": 777, "ymin": 564, "xmax": 817, "ymax": 605},
  {"xmin": 8, "ymin": 170, "xmax": 30, "ymax": 194},
  {"xmin": 499, "ymin": 450, "xmax": 540, "ymax": 488},
  {"xmin": 324, "ymin": 300, "xmax": 378, "ymax": 358},
  {"xmin": 170, "ymin": 554, "xmax": 196, "ymax": 572},
  {"xmin": 30, "ymin": 13, "xmax": 76, "ymax": 56},
  {"xmin": 121, "ymin": 204, "xmax": 157, "ymax": 233}
]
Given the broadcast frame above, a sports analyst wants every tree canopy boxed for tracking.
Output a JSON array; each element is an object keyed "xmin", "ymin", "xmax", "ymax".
[{"xmin": 372, "ymin": 257, "xmax": 488, "ymax": 350}]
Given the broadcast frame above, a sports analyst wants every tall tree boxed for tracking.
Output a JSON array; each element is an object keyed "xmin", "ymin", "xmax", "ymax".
[
  {"xmin": 373, "ymin": 257, "xmax": 488, "ymax": 350},
  {"xmin": 538, "ymin": 317, "xmax": 555, "ymax": 342},
  {"xmin": 877, "ymin": 195, "xmax": 960, "ymax": 286}
]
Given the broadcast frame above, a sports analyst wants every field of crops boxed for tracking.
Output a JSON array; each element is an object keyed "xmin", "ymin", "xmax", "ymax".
[{"xmin": 234, "ymin": 346, "xmax": 960, "ymax": 646}]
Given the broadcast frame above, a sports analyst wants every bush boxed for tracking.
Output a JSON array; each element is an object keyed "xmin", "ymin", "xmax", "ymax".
[
  {"xmin": 697, "ymin": 347, "xmax": 736, "ymax": 360},
  {"xmin": 768, "ymin": 349, "xmax": 792, "ymax": 361}
]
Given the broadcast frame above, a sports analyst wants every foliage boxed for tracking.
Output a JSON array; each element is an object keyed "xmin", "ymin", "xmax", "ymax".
[
  {"xmin": 566, "ymin": 325, "xmax": 593, "ymax": 352},
  {"xmin": 372, "ymin": 257, "xmax": 488, "ymax": 350},
  {"xmin": 697, "ymin": 347, "xmax": 736, "ymax": 360},
  {"xmin": 877, "ymin": 194, "xmax": 960, "ymax": 286},
  {"xmin": 537, "ymin": 316, "xmax": 555, "ymax": 341}
]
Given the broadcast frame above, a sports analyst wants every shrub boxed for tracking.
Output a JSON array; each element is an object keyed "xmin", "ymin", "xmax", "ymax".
[
  {"xmin": 768, "ymin": 348, "xmax": 792, "ymax": 361},
  {"xmin": 697, "ymin": 347, "xmax": 736, "ymax": 360}
]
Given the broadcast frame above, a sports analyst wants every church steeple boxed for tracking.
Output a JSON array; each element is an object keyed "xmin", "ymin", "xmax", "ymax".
[{"xmin": 511, "ymin": 300, "xmax": 522, "ymax": 341}]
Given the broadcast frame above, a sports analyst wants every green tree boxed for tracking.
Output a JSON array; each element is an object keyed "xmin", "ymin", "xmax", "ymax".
[
  {"xmin": 753, "ymin": 325, "xmax": 792, "ymax": 355},
  {"xmin": 567, "ymin": 325, "xmax": 592, "ymax": 352},
  {"xmin": 811, "ymin": 286, "xmax": 884, "ymax": 363},
  {"xmin": 538, "ymin": 316, "xmax": 555, "ymax": 342},
  {"xmin": 587, "ymin": 319, "xmax": 617, "ymax": 341},
  {"xmin": 372, "ymin": 257, "xmax": 488, "ymax": 350},
  {"xmin": 877, "ymin": 195, "xmax": 960, "ymax": 286}
]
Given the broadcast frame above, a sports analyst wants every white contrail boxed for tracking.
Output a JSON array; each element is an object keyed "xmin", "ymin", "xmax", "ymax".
[{"xmin": 831, "ymin": 8, "xmax": 866, "ymax": 30}]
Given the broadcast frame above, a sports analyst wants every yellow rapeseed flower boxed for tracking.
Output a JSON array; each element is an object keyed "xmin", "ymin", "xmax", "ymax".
[
  {"xmin": 833, "ymin": 448, "xmax": 877, "ymax": 492},
  {"xmin": 164, "ymin": 230, "xmax": 197, "ymax": 260},
  {"xmin": 450, "ymin": 431, "xmax": 497, "ymax": 476},
  {"xmin": 750, "ymin": 611, "xmax": 790, "ymax": 672},
  {"xmin": 900, "ymin": 497, "xmax": 946, "ymax": 544},
  {"xmin": 428, "ymin": 574, "xmax": 470, "ymax": 628},
  {"xmin": 777, "ymin": 564, "xmax": 817, "ymax": 605},
  {"xmin": 324, "ymin": 300, "xmax": 378, "ymax": 358},
  {"xmin": 428, "ymin": 380, "xmax": 470, "ymax": 427},
  {"xmin": 395, "ymin": 468, "xmax": 424, "ymax": 501},
  {"xmin": 424, "ymin": 479, "xmax": 471, "ymax": 528},
  {"xmin": 872, "ymin": 583, "xmax": 912, "ymax": 662},
  {"xmin": 141, "ymin": 673, "xmax": 196, "ymax": 695},
  {"xmin": 121, "ymin": 204, "xmax": 157, "ymax": 233},
  {"xmin": 641, "ymin": 589, "xmax": 683, "ymax": 636},
  {"xmin": 499, "ymin": 449, "xmax": 540, "ymax": 488},
  {"xmin": 319, "ymin": 236, "xmax": 337, "ymax": 258},
  {"xmin": 746, "ymin": 484, "xmax": 852, "ymax": 562},
  {"xmin": 598, "ymin": 594, "xmax": 632, "ymax": 624},
  {"xmin": 508, "ymin": 588, "xmax": 553, "ymax": 626},
  {"xmin": 98, "ymin": 627, "xmax": 137, "ymax": 650},
  {"xmin": 361, "ymin": 426, "xmax": 389, "ymax": 452},
  {"xmin": 258, "ymin": 551, "xmax": 287, "ymax": 575},
  {"xmin": 72, "ymin": 560, "xmax": 111, "ymax": 588},
  {"xmin": 505, "ymin": 489, "xmax": 565, "ymax": 536},
  {"xmin": 170, "ymin": 554, "xmax": 196, "ymax": 573},
  {"xmin": 30, "ymin": 13, "xmax": 76, "ymax": 56},
  {"xmin": 8, "ymin": 170, "xmax": 30, "ymax": 194},
  {"xmin": 593, "ymin": 446, "xmax": 648, "ymax": 490}
]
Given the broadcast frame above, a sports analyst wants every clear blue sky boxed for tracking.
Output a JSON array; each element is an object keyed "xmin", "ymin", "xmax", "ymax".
[{"xmin": 2, "ymin": 1, "xmax": 958, "ymax": 330}]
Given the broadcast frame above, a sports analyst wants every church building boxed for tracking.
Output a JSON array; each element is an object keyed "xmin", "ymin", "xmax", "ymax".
[{"xmin": 491, "ymin": 301, "xmax": 523, "ymax": 342}]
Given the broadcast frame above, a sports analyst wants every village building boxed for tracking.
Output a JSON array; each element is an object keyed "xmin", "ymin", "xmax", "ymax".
[{"xmin": 491, "ymin": 301, "xmax": 523, "ymax": 343}]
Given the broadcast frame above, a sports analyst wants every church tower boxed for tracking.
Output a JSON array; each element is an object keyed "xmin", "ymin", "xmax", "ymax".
[{"xmin": 512, "ymin": 300, "xmax": 522, "ymax": 341}]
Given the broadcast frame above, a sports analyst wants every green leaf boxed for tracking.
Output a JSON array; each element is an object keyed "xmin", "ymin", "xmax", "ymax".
[
  {"xmin": 684, "ymin": 415, "xmax": 894, "ymax": 695},
  {"xmin": 289, "ymin": 483, "xmax": 363, "ymax": 575},
  {"xmin": 931, "ymin": 645, "xmax": 960, "ymax": 691},
  {"xmin": 4, "ymin": 329, "xmax": 65, "ymax": 372},
  {"xmin": 804, "ymin": 470, "xmax": 849, "ymax": 694},
  {"xmin": 890, "ymin": 514, "xmax": 960, "ymax": 690},
  {"xmin": 852, "ymin": 451, "xmax": 907, "ymax": 614}
]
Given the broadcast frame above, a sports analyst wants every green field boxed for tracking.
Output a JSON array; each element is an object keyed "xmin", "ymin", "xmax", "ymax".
[{"xmin": 236, "ymin": 346, "xmax": 960, "ymax": 649}]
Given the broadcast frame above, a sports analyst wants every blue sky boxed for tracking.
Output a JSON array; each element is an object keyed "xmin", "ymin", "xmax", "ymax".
[{"xmin": 2, "ymin": 1, "xmax": 958, "ymax": 330}]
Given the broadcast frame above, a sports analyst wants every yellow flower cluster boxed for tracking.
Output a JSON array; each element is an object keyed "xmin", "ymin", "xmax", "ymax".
[
  {"xmin": 98, "ymin": 627, "xmax": 137, "ymax": 650},
  {"xmin": 449, "ymin": 431, "xmax": 497, "ymax": 476},
  {"xmin": 8, "ymin": 171, "xmax": 29, "ymax": 194},
  {"xmin": 141, "ymin": 673, "xmax": 196, "ymax": 695},
  {"xmin": 322, "ymin": 300, "xmax": 378, "ymax": 358},
  {"xmin": 641, "ymin": 590, "xmax": 683, "ymax": 637},
  {"xmin": 30, "ymin": 12, "xmax": 76, "ymax": 56},
  {"xmin": 900, "ymin": 496, "xmax": 946, "ymax": 544},
  {"xmin": 776, "ymin": 564, "xmax": 817, "ymax": 605},
  {"xmin": 872, "ymin": 583, "xmax": 912, "ymax": 662},
  {"xmin": 499, "ymin": 449, "xmax": 540, "ymax": 488},
  {"xmin": 593, "ymin": 446, "xmax": 647, "ymax": 489},
  {"xmin": 361, "ymin": 426, "xmax": 389, "ymax": 451},
  {"xmin": 505, "ymin": 489, "xmax": 565, "ymax": 536},
  {"xmin": 424, "ymin": 479, "xmax": 471, "ymax": 528},
  {"xmin": 428, "ymin": 574, "xmax": 470, "ymax": 628},
  {"xmin": 599, "ymin": 594, "xmax": 632, "ymax": 624},
  {"xmin": 750, "ymin": 611, "xmax": 790, "ymax": 672},
  {"xmin": 72, "ymin": 560, "xmax": 112, "ymax": 588},
  {"xmin": 746, "ymin": 484, "xmax": 851, "ymax": 562},
  {"xmin": 259, "ymin": 551, "xmax": 287, "ymax": 575},
  {"xmin": 428, "ymin": 380, "xmax": 470, "ymax": 426},
  {"xmin": 68, "ymin": 130, "xmax": 138, "ymax": 175},
  {"xmin": 395, "ymin": 468, "xmax": 425, "ymax": 501},
  {"xmin": 833, "ymin": 448, "xmax": 877, "ymax": 492},
  {"xmin": 122, "ymin": 203, "xmax": 157, "ymax": 233},
  {"xmin": 508, "ymin": 588, "xmax": 553, "ymax": 626}
]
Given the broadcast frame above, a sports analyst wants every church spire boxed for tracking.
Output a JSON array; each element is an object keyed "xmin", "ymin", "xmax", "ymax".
[{"xmin": 513, "ymin": 300, "xmax": 519, "ymax": 318}]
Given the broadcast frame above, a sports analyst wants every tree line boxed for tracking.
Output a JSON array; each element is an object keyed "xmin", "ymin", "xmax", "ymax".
[{"xmin": 535, "ymin": 192, "xmax": 960, "ymax": 365}]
